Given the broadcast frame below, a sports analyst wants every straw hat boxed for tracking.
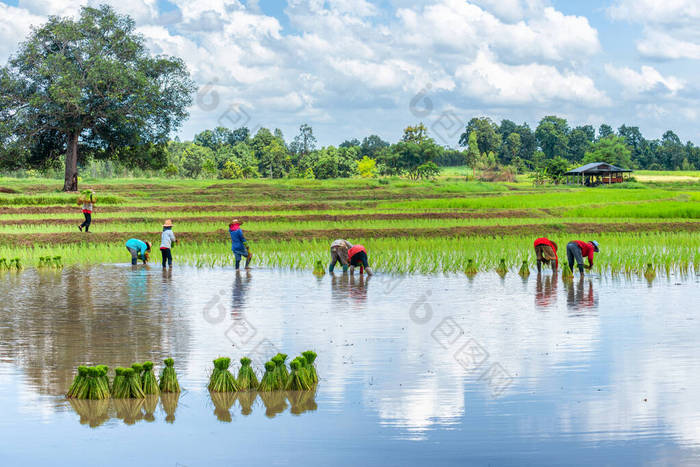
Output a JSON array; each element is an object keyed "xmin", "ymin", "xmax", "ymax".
[
  {"xmin": 231, "ymin": 219, "xmax": 243, "ymax": 225},
  {"xmin": 163, "ymin": 219, "xmax": 173, "ymax": 227}
]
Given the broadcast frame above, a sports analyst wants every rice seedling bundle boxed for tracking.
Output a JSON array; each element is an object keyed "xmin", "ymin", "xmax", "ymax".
[
  {"xmin": 644, "ymin": 263, "xmax": 656, "ymax": 280},
  {"xmin": 285, "ymin": 358, "xmax": 312, "ymax": 391},
  {"xmin": 313, "ymin": 260, "xmax": 325, "ymax": 276},
  {"xmin": 208, "ymin": 357, "xmax": 239, "ymax": 392},
  {"xmin": 66, "ymin": 365, "xmax": 89, "ymax": 398},
  {"xmin": 496, "ymin": 258, "xmax": 508, "ymax": 278},
  {"xmin": 125, "ymin": 366, "xmax": 146, "ymax": 398},
  {"xmin": 52, "ymin": 256, "xmax": 63, "ymax": 269},
  {"xmin": 111, "ymin": 367, "xmax": 128, "ymax": 398},
  {"xmin": 236, "ymin": 357, "xmax": 259, "ymax": 390},
  {"xmin": 464, "ymin": 259, "xmax": 478, "ymax": 277},
  {"xmin": 159, "ymin": 357, "xmax": 181, "ymax": 393},
  {"xmin": 518, "ymin": 260, "xmax": 530, "ymax": 278},
  {"xmin": 10, "ymin": 258, "xmax": 21, "ymax": 270},
  {"xmin": 85, "ymin": 366, "xmax": 110, "ymax": 400},
  {"xmin": 0, "ymin": 258, "xmax": 8, "ymax": 270},
  {"xmin": 96, "ymin": 364, "xmax": 111, "ymax": 391},
  {"xmin": 302, "ymin": 350, "xmax": 319, "ymax": 385},
  {"xmin": 258, "ymin": 361, "xmax": 278, "ymax": 392},
  {"xmin": 141, "ymin": 361, "xmax": 160, "ymax": 395},
  {"xmin": 274, "ymin": 353, "xmax": 290, "ymax": 387},
  {"xmin": 561, "ymin": 264, "xmax": 574, "ymax": 281}
]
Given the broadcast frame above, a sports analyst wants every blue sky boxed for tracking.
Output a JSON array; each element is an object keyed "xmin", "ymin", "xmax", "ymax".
[{"xmin": 1, "ymin": 0, "xmax": 698, "ymax": 147}]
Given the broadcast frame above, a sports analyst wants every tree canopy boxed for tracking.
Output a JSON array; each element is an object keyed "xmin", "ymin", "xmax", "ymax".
[{"xmin": 0, "ymin": 5, "xmax": 195, "ymax": 190}]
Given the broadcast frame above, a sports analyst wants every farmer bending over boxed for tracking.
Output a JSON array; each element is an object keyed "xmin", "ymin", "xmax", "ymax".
[
  {"xmin": 329, "ymin": 239, "xmax": 352, "ymax": 273},
  {"xmin": 126, "ymin": 238, "xmax": 151, "ymax": 265},
  {"xmin": 348, "ymin": 244, "xmax": 373, "ymax": 276},
  {"xmin": 534, "ymin": 237, "xmax": 558, "ymax": 272},
  {"xmin": 229, "ymin": 219, "xmax": 252, "ymax": 270},
  {"xmin": 566, "ymin": 240, "xmax": 599, "ymax": 276}
]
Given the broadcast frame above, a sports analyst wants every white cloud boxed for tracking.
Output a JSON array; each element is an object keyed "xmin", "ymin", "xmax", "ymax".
[
  {"xmin": 605, "ymin": 64, "xmax": 685, "ymax": 97},
  {"xmin": 456, "ymin": 50, "xmax": 609, "ymax": 106},
  {"xmin": 0, "ymin": 3, "xmax": 45, "ymax": 63},
  {"xmin": 609, "ymin": 0, "xmax": 700, "ymax": 60}
]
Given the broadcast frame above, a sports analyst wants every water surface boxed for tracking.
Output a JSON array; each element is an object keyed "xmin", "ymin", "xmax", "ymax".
[{"xmin": 1, "ymin": 266, "xmax": 699, "ymax": 466}]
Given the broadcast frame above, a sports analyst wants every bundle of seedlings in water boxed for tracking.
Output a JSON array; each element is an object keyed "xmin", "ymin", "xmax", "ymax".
[
  {"xmin": 10, "ymin": 258, "xmax": 22, "ymax": 270},
  {"xmin": 302, "ymin": 350, "xmax": 319, "ymax": 385},
  {"xmin": 66, "ymin": 366, "xmax": 89, "ymax": 398},
  {"xmin": 258, "ymin": 361, "xmax": 279, "ymax": 392},
  {"xmin": 38, "ymin": 256, "xmax": 50, "ymax": 268},
  {"xmin": 160, "ymin": 392, "xmax": 180, "ymax": 424},
  {"xmin": 125, "ymin": 366, "xmax": 146, "ymax": 398},
  {"xmin": 496, "ymin": 259, "xmax": 508, "ymax": 278},
  {"xmin": 518, "ymin": 260, "xmax": 530, "ymax": 278},
  {"xmin": 644, "ymin": 263, "xmax": 656, "ymax": 280},
  {"xmin": 313, "ymin": 260, "xmax": 325, "ymax": 276},
  {"xmin": 464, "ymin": 259, "xmax": 478, "ymax": 277},
  {"xmin": 140, "ymin": 361, "xmax": 160, "ymax": 395},
  {"xmin": 273, "ymin": 353, "xmax": 290, "ymax": 387},
  {"xmin": 237, "ymin": 357, "xmax": 259, "ymax": 390},
  {"xmin": 111, "ymin": 367, "xmax": 128, "ymax": 398},
  {"xmin": 52, "ymin": 256, "xmax": 63, "ymax": 269},
  {"xmin": 159, "ymin": 357, "xmax": 181, "ymax": 393},
  {"xmin": 84, "ymin": 366, "xmax": 110, "ymax": 400},
  {"xmin": 285, "ymin": 358, "xmax": 312, "ymax": 391},
  {"xmin": 561, "ymin": 264, "xmax": 574, "ymax": 281},
  {"xmin": 0, "ymin": 258, "xmax": 8, "ymax": 270},
  {"xmin": 208, "ymin": 357, "xmax": 239, "ymax": 392},
  {"xmin": 96, "ymin": 365, "xmax": 110, "ymax": 391}
]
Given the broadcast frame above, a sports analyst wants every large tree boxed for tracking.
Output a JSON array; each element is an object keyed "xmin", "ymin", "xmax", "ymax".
[
  {"xmin": 459, "ymin": 117, "xmax": 501, "ymax": 155},
  {"xmin": 0, "ymin": 6, "xmax": 194, "ymax": 190},
  {"xmin": 535, "ymin": 116, "xmax": 570, "ymax": 159}
]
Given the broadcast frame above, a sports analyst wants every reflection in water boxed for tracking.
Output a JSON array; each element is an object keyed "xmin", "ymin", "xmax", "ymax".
[
  {"xmin": 259, "ymin": 391, "xmax": 288, "ymax": 418},
  {"xmin": 208, "ymin": 390, "xmax": 318, "ymax": 420},
  {"xmin": 330, "ymin": 272, "xmax": 370, "ymax": 305},
  {"xmin": 114, "ymin": 398, "xmax": 145, "ymax": 425},
  {"xmin": 565, "ymin": 278, "xmax": 597, "ymax": 311},
  {"xmin": 68, "ymin": 398, "xmax": 110, "ymax": 428},
  {"xmin": 237, "ymin": 390, "xmax": 257, "ymax": 416},
  {"xmin": 210, "ymin": 391, "xmax": 236, "ymax": 422},
  {"xmin": 535, "ymin": 273, "xmax": 557, "ymax": 307},
  {"xmin": 160, "ymin": 393, "xmax": 180, "ymax": 424},
  {"xmin": 288, "ymin": 389, "xmax": 318, "ymax": 415},
  {"xmin": 232, "ymin": 270, "xmax": 252, "ymax": 317},
  {"xmin": 143, "ymin": 395, "xmax": 159, "ymax": 422}
]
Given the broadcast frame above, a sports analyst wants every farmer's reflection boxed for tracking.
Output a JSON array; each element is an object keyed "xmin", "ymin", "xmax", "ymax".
[
  {"xmin": 566, "ymin": 277, "xmax": 596, "ymax": 310},
  {"xmin": 535, "ymin": 273, "xmax": 557, "ymax": 308},
  {"xmin": 330, "ymin": 272, "xmax": 370, "ymax": 304},
  {"xmin": 127, "ymin": 266, "xmax": 149, "ymax": 308},
  {"xmin": 231, "ymin": 270, "xmax": 252, "ymax": 317}
]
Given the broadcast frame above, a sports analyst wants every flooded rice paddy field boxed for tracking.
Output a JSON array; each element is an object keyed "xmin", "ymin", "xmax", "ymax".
[{"xmin": 1, "ymin": 265, "xmax": 699, "ymax": 466}]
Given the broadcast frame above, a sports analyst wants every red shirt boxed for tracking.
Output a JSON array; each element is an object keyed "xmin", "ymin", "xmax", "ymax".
[
  {"xmin": 574, "ymin": 241, "xmax": 595, "ymax": 266},
  {"xmin": 534, "ymin": 237, "xmax": 558, "ymax": 268},
  {"xmin": 348, "ymin": 245, "xmax": 366, "ymax": 261}
]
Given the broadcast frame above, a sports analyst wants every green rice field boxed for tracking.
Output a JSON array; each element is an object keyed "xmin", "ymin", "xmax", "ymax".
[{"xmin": 0, "ymin": 176, "xmax": 698, "ymax": 275}]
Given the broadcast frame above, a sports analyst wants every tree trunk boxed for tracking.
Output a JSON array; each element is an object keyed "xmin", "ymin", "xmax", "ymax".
[{"xmin": 63, "ymin": 131, "xmax": 79, "ymax": 192}]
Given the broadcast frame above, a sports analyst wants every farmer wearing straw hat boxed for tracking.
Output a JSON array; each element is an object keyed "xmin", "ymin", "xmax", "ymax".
[
  {"xmin": 534, "ymin": 237, "xmax": 558, "ymax": 272},
  {"xmin": 125, "ymin": 238, "xmax": 151, "ymax": 265},
  {"xmin": 329, "ymin": 239, "xmax": 352, "ymax": 273},
  {"xmin": 566, "ymin": 240, "xmax": 599, "ymax": 276},
  {"xmin": 160, "ymin": 219, "xmax": 177, "ymax": 268},
  {"xmin": 229, "ymin": 219, "xmax": 252, "ymax": 270}
]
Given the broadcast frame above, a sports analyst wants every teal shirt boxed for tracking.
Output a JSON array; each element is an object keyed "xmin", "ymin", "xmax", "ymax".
[{"xmin": 125, "ymin": 238, "xmax": 148, "ymax": 256}]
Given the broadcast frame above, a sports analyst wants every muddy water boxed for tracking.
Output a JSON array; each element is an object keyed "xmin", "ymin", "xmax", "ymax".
[{"xmin": 1, "ymin": 266, "xmax": 699, "ymax": 466}]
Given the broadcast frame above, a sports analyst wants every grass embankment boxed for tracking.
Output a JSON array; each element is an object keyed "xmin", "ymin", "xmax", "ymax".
[{"xmin": 0, "ymin": 176, "xmax": 698, "ymax": 275}]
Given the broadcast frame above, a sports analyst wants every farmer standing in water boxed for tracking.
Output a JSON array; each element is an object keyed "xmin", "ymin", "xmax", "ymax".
[
  {"xmin": 229, "ymin": 219, "xmax": 252, "ymax": 270},
  {"xmin": 566, "ymin": 240, "xmax": 599, "ymax": 276},
  {"xmin": 533, "ymin": 237, "xmax": 558, "ymax": 272},
  {"xmin": 328, "ymin": 239, "xmax": 352, "ymax": 273}
]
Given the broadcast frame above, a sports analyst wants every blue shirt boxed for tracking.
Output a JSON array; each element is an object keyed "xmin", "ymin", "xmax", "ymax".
[
  {"xmin": 125, "ymin": 238, "xmax": 148, "ymax": 256},
  {"xmin": 229, "ymin": 228, "xmax": 247, "ymax": 253}
]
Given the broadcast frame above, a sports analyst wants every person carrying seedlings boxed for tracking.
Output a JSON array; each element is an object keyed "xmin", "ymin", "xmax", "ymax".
[
  {"xmin": 229, "ymin": 219, "xmax": 252, "ymax": 270},
  {"xmin": 125, "ymin": 238, "xmax": 151, "ymax": 265},
  {"xmin": 329, "ymin": 239, "xmax": 353, "ymax": 273},
  {"xmin": 160, "ymin": 219, "xmax": 176, "ymax": 268},
  {"xmin": 348, "ymin": 244, "xmax": 373, "ymax": 276},
  {"xmin": 78, "ymin": 189, "xmax": 96, "ymax": 233},
  {"xmin": 533, "ymin": 237, "xmax": 558, "ymax": 272},
  {"xmin": 566, "ymin": 240, "xmax": 599, "ymax": 276}
]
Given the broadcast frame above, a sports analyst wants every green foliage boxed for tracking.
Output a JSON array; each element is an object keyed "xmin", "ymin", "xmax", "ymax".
[
  {"xmin": 356, "ymin": 156, "xmax": 378, "ymax": 178},
  {"xmin": 583, "ymin": 135, "xmax": 633, "ymax": 169},
  {"xmin": 141, "ymin": 361, "xmax": 160, "ymax": 395},
  {"xmin": 209, "ymin": 357, "xmax": 239, "ymax": 392},
  {"xmin": 237, "ymin": 357, "xmax": 259, "ymax": 390},
  {"xmin": 159, "ymin": 358, "xmax": 181, "ymax": 393}
]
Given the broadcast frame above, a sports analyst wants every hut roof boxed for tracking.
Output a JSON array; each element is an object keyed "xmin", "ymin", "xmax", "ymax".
[{"xmin": 564, "ymin": 162, "xmax": 633, "ymax": 175}]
